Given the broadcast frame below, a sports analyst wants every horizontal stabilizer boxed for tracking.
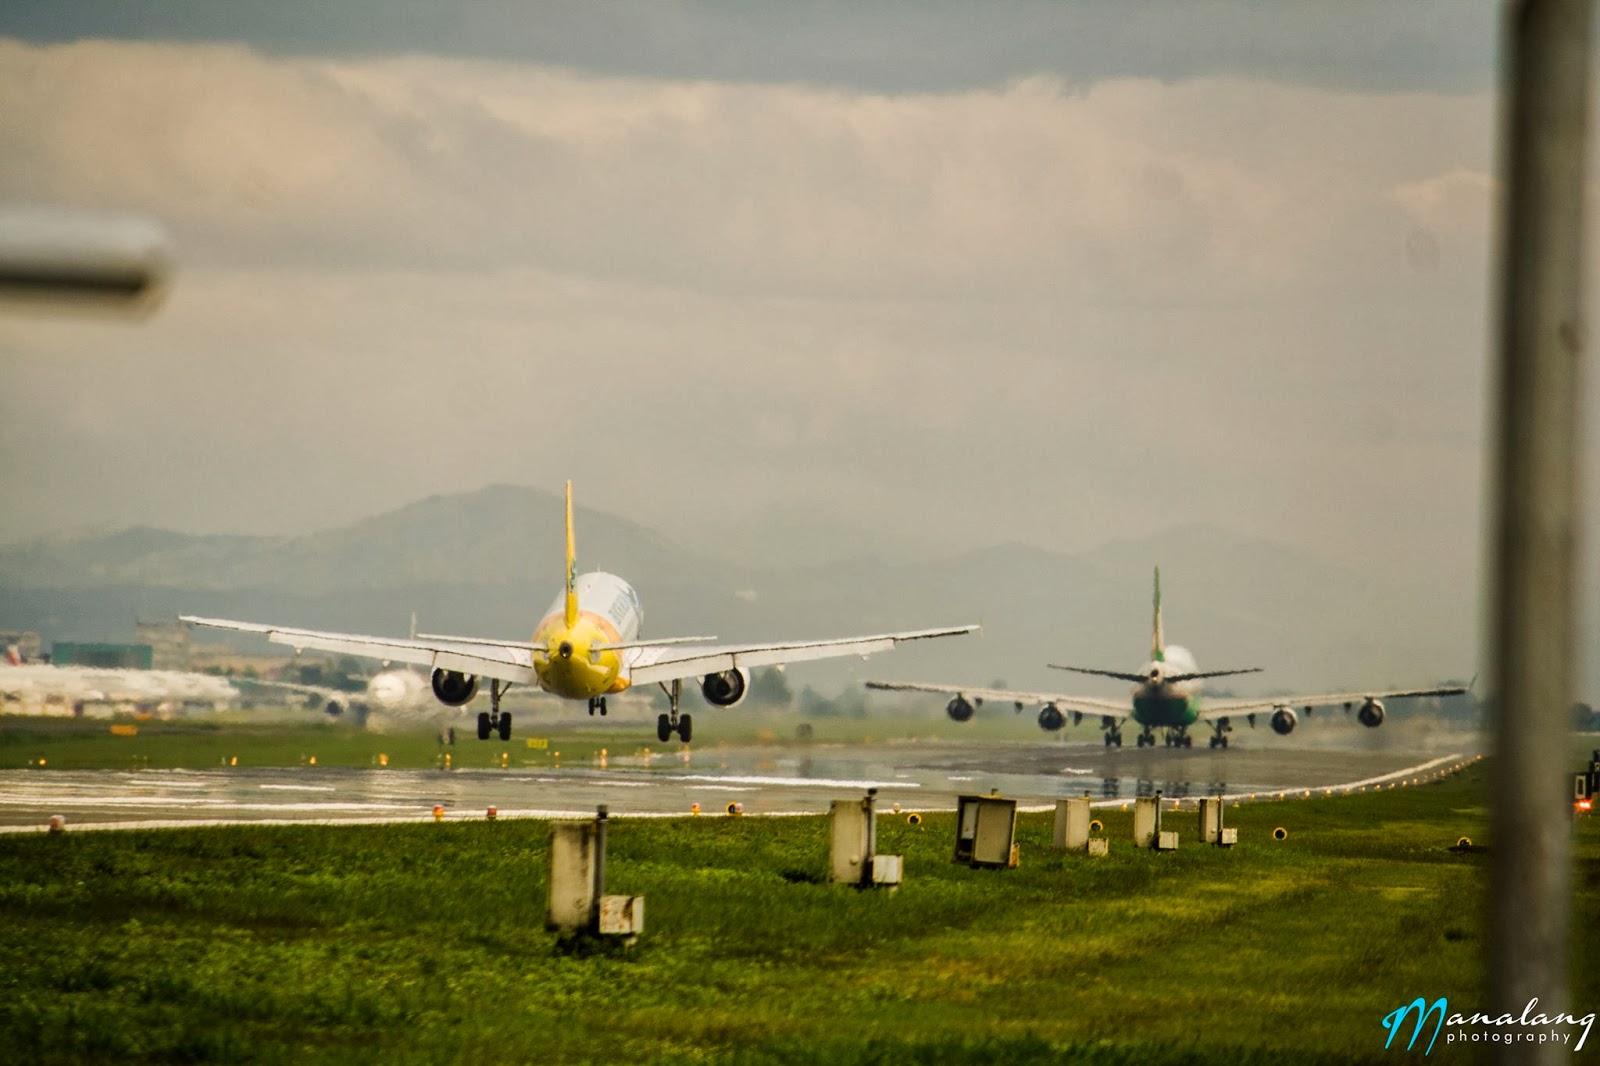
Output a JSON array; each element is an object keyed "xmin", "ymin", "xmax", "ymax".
[
  {"xmin": 1046, "ymin": 665, "xmax": 1151, "ymax": 684},
  {"xmin": 594, "ymin": 636, "xmax": 718, "ymax": 652},
  {"xmin": 417, "ymin": 633, "xmax": 546, "ymax": 651},
  {"xmin": 1162, "ymin": 667, "xmax": 1264, "ymax": 683}
]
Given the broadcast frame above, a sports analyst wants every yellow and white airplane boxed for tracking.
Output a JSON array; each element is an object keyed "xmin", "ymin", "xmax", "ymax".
[{"xmin": 183, "ymin": 482, "xmax": 977, "ymax": 743}]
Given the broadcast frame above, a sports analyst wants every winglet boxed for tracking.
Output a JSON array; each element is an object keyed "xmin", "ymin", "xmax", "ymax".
[
  {"xmin": 1151, "ymin": 566, "xmax": 1165, "ymax": 663},
  {"xmin": 564, "ymin": 479, "xmax": 579, "ymax": 629}
]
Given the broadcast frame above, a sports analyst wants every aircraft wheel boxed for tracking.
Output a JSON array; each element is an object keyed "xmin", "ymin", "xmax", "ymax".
[
  {"xmin": 477, "ymin": 712, "xmax": 491, "ymax": 741},
  {"xmin": 678, "ymin": 714, "xmax": 693, "ymax": 743},
  {"xmin": 1104, "ymin": 733, "xmax": 1113, "ymax": 747},
  {"xmin": 1208, "ymin": 735, "xmax": 1219, "ymax": 749},
  {"xmin": 498, "ymin": 712, "xmax": 513, "ymax": 742},
  {"xmin": 1183, "ymin": 735, "xmax": 1193, "ymax": 749},
  {"xmin": 1114, "ymin": 734, "xmax": 1123, "ymax": 748},
  {"xmin": 1221, "ymin": 736, "xmax": 1229, "ymax": 749},
  {"xmin": 656, "ymin": 714, "xmax": 672, "ymax": 744}
]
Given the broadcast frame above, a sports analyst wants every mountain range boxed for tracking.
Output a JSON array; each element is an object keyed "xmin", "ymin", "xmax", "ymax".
[{"xmin": 0, "ymin": 484, "xmax": 1503, "ymax": 697}]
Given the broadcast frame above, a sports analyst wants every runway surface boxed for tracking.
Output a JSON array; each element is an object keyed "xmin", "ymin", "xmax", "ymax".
[{"xmin": 0, "ymin": 738, "xmax": 1480, "ymax": 831}]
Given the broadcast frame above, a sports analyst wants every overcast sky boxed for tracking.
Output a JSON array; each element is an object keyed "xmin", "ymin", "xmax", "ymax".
[{"xmin": 0, "ymin": 3, "xmax": 1594, "ymax": 607}]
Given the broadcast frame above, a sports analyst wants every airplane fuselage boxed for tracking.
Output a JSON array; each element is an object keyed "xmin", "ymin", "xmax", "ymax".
[
  {"xmin": 531, "ymin": 571, "xmax": 642, "ymax": 700},
  {"xmin": 1128, "ymin": 644, "xmax": 1203, "ymax": 728}
]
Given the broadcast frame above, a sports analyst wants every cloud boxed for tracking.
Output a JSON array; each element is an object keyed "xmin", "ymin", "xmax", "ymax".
[
  {"xmin": 1, "ymin": 39, "xmax": 1494, "ymax": 305},
  {"xmin": 0, "ymin": 34, "xmax": 1550, "ymax": 605}
]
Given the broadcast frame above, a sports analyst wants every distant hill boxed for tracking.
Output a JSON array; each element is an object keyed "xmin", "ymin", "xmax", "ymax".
[{"xmin": 0, "ymin": 484, "xmax": 1501, "ymax": 697}]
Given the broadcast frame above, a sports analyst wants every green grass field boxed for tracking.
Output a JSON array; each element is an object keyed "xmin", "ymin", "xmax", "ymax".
[{"xmin": 2, "ymin": 761, "xmax": 1596, "ymax": 1064}]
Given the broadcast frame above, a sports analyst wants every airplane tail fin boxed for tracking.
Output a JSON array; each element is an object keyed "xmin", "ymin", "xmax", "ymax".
[
  {"xmin": 1151, "ymin": 566, "xmax": 1164, "ymax": 663},
  {"xmin": 564, "ymin": 479, "xmax": 579, "ymax": 629}
]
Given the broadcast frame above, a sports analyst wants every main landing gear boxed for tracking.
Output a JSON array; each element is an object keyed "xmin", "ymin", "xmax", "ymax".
[
  {"xmin": 1135, "ymin": 727, "xmax": 1193, "ymax": 748},
  {"xmin": 477, "ymin": 679, "xmax": 513, "ymax": 741},
  {"xmin": 588, "ymin": 696, "xmax": 608, "ymax": 716},
  {"xmin": 655, "ymin": 679, "xmax": 692, "ymax": 743},
  {"xmin": 1207, "ymin": 718, "xmax": 1232, "ymax": 749}
]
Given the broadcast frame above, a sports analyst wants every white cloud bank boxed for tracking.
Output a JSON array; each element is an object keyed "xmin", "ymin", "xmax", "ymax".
[{"xmin": 0, "ymin": 35, "xmax": 1560, "ymax": 605}]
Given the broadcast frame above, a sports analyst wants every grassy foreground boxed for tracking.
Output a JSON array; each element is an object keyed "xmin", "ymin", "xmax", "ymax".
[{"xmin": 1, "ymin": 763, "xmax": 1596, "ymax": 1065}]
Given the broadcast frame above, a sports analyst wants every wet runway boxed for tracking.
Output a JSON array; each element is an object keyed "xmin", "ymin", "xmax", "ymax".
[{"xmin": 0, "ymin": 738, "xmax": 1480, "ymax": 831}]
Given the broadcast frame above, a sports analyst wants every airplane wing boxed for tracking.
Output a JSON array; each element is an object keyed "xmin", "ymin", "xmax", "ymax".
[
  {"xmin": 864, "ymin": 680, "xmax": 1129, "ymax": 718},
  {"xmin": 1193, "ymin": 684, "xmax": 1470, "ymax": 721},
  {"xmin": 625, "ymin": 625, "xmax": 979, "ymax": 687},
  {"xmin": 180, "ymin": 616, "xmax": 537, "ymax": 686}
]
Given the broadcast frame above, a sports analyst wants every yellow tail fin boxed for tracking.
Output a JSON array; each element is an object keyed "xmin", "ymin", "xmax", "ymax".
[{"xmin": 564, "ymin": 479, "xmax": 578, "ymax": 628}]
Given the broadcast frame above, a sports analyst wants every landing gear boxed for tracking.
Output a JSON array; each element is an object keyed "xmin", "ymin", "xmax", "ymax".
[
  {"xmin": 655, "ymin": 679, "xmax": 692, "ymax": 743},
  {"xmin": 1136, "ymin": 727, "xmax": 1156, "ymax": 748},
  {"xmin": 588, "ymin": 696, "xmax": 608, "ymax": 717},
  {"xmin": 478, "ymin": 680, "xmax": 513, "ymax": 740},
  {"xmin": 1207, "ymin": 717, "xmax": 1232, "ymax": 750},
  {"xmin": 1104, "ymin": 728, "xmax": 1123, "ymax": 748}
]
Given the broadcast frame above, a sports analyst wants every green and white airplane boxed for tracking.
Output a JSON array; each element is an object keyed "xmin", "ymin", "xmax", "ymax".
[{"xmin": 867, "ymin": 568, "xmax": 1469, "ymax": 749}]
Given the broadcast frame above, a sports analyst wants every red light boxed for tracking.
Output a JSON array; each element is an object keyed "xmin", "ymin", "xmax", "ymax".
[{"xmin": 1578, "ymin": 799, "xmax": 1593, "ymax": 813}]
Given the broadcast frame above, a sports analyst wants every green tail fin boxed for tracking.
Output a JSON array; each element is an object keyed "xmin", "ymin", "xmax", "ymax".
[{"xmin": 1151, "ymin": 566, "xmax": 1164, "ymax": 662}]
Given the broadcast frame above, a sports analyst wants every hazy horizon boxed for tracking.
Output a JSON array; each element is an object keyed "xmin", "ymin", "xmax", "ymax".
[{"xmin": 1, "ymin": 5, "xmax": 1594, "ymax": 691}]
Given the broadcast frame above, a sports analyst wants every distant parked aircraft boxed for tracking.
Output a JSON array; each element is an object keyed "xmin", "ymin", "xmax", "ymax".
[{"xmin": 0, "ymin": 656, "xmax": 239, "ymax": 715}]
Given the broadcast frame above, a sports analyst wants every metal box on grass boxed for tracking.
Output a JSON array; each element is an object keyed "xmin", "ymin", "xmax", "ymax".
[{"xmin": 954, "ymin": 794, "xmax": 1018, "ymax": 868}]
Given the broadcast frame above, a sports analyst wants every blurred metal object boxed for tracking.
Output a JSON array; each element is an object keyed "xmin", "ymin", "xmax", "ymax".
[
  {"xmin": 1487, "ymin": 0, "xmax": 1592, "ymax": 1059},
  {"xmin": 0, "ymin": 205, "xmax": 172, "ymax": 315}
]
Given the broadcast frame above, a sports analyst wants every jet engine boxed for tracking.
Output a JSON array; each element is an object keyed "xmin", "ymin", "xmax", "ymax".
[
  {"xmin": 1037, "ymin": 703, "xmax": 1066, "ymax": 732},
  {"xmin": 1270, "ymin": 706, "xmax": 1298, "ymax": 735},
  {"xmin": 700, "ymin": 667, "xmax": 750, "ymax": 708},
  {"xmin": 430, "ymin": 669, "xmax": 479, "ymax": 707},
  {"xmin": 946, "ymin": 695, "xmax": 975, "ymax": 722},
  {"xmin": 1357, "ymin": 698, "xmax": 1386, "ymax": 728}
]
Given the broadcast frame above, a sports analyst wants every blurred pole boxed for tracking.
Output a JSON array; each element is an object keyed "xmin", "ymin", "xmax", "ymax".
[
  {"xmin": 0, "ymin": 207, "xmax": 172, "ymax": 315},
  {"xmin": 1489, "ymin": 0, "xmax": 1591, "ymax": 1060}
]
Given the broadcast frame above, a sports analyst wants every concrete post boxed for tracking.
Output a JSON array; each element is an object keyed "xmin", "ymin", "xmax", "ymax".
[{"xmin": 1487, "ymin": 3, "xmax": 1591, "ymax": 1058}]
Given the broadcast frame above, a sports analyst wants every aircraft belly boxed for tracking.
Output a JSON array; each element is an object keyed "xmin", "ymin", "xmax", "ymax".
[{"xmin": 1132, "ymin": 695, "xmax": 1196, "ymax": 727}]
